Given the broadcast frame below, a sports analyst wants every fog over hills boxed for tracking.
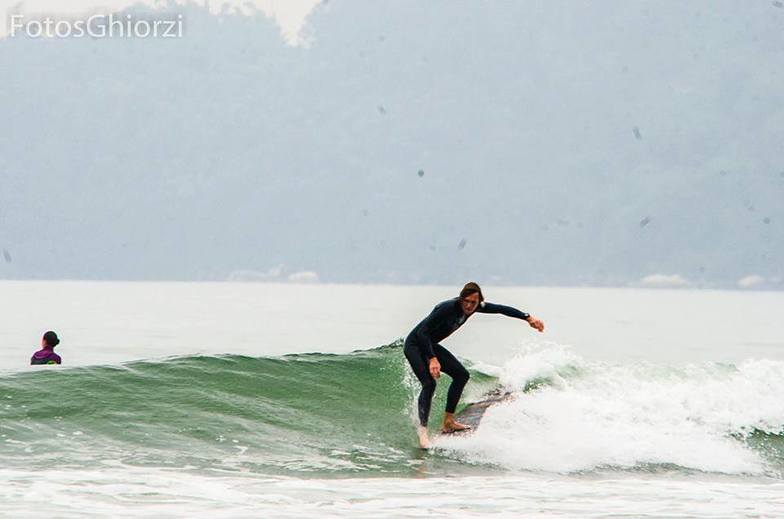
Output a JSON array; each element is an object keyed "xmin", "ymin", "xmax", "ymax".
[{"xmin": 1, "ymin": 0, "xmax": 782, "ymax": 287}]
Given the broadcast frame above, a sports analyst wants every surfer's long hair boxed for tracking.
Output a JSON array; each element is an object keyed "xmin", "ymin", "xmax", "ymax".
[{"xmin": 459, "ymin": 282, "xmax": 484, "ymax": 303}]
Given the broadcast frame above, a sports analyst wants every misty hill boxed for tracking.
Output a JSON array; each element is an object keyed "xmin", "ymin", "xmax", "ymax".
[{"xmin": 1, "ymin": 0, "xmax": 782, "ymax": 287}]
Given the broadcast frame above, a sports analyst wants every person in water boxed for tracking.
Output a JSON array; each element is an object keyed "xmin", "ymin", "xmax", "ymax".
[
  {"xmin": 30, "ymin": 331, "xmax": 62, "ymax": 365},
  {"xmin": 404, "ymin": 282, "xmax": 544, "ymax": 448}
]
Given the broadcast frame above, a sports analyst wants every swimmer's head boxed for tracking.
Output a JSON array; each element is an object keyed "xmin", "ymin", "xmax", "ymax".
[{"xmin": 42, "ymin": 331, "xmax": 60, "ymax": 348}]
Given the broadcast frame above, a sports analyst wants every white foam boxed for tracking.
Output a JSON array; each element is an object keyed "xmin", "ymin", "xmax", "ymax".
[
  {"xmin": 439, "ymin": 345, "xmax": 784, "ymax": 474},
  {"xmin": 0, "ymin": 468, "xmax": 781, "ymax": 518}
]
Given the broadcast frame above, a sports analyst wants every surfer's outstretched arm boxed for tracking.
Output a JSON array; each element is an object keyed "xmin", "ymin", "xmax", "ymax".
[
  {"xmin": 478, "ymin": 302, "xmax": 544, "ymax": 332},
  {"xmin": 476, "ymin": 301, "xmax": 529, "ymax": 319}
]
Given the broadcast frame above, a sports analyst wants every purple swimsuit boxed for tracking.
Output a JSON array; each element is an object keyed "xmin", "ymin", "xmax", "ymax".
[{"xmin": 31, "ymin": 348, "xmax": 61, "ymax": 365}]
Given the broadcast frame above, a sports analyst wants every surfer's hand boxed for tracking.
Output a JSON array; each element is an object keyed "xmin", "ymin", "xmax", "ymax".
[
  {"xmin": 429, "ymin": 357, "xmax": 441, "ymax": 379},
  {"xmin": 526, "ymin": 316, "xmax": 545, "ymax": 332}
]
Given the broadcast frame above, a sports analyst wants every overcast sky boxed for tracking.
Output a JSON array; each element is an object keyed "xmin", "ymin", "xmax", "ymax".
[{"xmin": 1, "ymin": 1, "xmax": 782, "ymax": 288}]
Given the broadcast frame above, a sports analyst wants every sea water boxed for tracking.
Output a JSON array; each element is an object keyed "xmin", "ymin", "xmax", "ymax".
[{"xmin": 1, "ymin": 281, "xmax": 782, "ymax": 517}]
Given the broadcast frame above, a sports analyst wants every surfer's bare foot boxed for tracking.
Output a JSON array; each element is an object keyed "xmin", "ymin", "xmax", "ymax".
[
  {"xmin": 417, "ymin": 425, "xmax": 431, "ymax": 449},
  {"xmin": 442, "ymin": 412, "xmax": 471, "ymax": 433}
]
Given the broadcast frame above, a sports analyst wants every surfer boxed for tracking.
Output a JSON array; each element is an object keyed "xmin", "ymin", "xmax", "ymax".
[
  {"xmin": 30, "ymin": 331, "xmax": 62, "ymax": 365},
  {"xmin": 404, "ymin": 282, "xmax": 544, "ymax": 448}
]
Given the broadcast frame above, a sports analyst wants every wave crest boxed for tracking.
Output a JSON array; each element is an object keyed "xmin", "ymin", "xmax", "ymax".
[{"xmin": 440, "ymin": 345, "xmax": 784, "ymax": 475}]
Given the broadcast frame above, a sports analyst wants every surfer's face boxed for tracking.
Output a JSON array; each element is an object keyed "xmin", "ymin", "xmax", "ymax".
[{"xmin": 461, "ymin": 293, "xmax": 480, "ymax": 315}]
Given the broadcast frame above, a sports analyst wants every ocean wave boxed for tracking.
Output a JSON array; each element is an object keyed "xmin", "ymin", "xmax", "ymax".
[
  {"xmin": 2, "ymin": 343, "xmax": 783, "ymax": 477},
  {"xmin": 0, "ymin": 343, "xmax": 492, "ymax": 476},
  {"xmin": 438, "ymin": 344, "xmax": 784, "ymax": 476}
]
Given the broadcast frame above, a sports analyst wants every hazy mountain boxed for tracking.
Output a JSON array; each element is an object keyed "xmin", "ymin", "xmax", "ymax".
[{"xmin": 1, "ymin": 0, "xmax": 782, "ymax": 287}]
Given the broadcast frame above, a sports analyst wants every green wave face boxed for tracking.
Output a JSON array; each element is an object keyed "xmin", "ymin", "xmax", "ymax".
[
  {"xmin": 0, "ymin": 344, "xmax": 496, "ymax": 477},
  {"xmin": 4, "ymin": 345, "xmax": 783, "ymax": 478}
]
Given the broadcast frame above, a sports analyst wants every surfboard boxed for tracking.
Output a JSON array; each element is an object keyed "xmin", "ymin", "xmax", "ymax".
[{"xmin": 446, "ymin": 389, "xmax": 513, "ymax": 433}]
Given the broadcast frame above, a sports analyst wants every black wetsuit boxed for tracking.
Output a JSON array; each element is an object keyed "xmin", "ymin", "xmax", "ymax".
[{"xmin": 404, "ymin": 298, "xmax": 529, "ymax": 426}]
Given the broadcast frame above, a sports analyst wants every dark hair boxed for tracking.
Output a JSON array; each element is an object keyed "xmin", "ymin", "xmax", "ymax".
[
  {"xmin": 43, "ymin": 331, "xmax": 60, "ymax": 347},
  {"xmin": 459, "ymin": 282, "xmax": 484, "ymax": 303}
]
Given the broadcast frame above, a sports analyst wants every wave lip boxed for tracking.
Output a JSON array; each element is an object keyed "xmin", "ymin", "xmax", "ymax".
[{"xmin": 439, "ymin": 345, "xmax": 784, "ymax": 475}]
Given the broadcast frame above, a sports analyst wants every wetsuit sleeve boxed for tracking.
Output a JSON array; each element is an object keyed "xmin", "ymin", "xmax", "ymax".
[
  {"xmin": 477, "ymin": 301, "xmax": 530, "ymax": 320},
  {"xmin": 416, "ymin": 303, "xmax": 453, "ymax": 359}
]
